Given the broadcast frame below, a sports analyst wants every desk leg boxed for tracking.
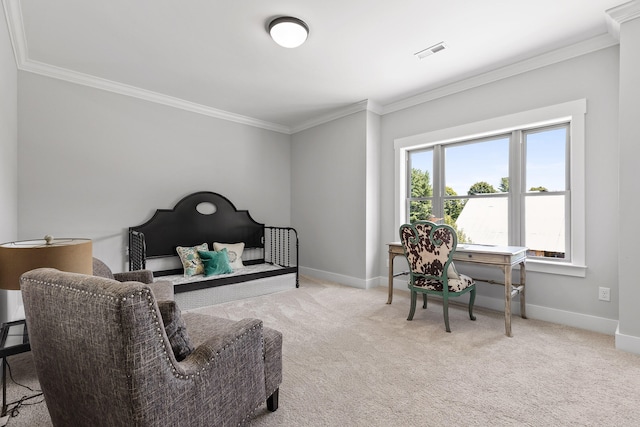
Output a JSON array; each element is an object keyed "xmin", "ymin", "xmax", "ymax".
[
  {"xmin": 520, "ymin": 261, "xmax": 527, "ymax": 319},
  {"xmin": 504, "ymin": 265, "xmax": 513, "ymax": 337},
  {"xmin": 387, "ymin": 251, "xmax": 395, "ymax": 304}
]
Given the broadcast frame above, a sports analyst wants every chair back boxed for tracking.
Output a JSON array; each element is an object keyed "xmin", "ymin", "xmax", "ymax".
[
  {"xmin": 92, "ymin": 257, "xmax": 115, "ymax": 279},
  {"xmin": 20, "ymin": 268, "xmax": 174, "ymax": 426},
  {"xmin": 399, "ymin": 221, "xmax": 457, "ymax": 281}
]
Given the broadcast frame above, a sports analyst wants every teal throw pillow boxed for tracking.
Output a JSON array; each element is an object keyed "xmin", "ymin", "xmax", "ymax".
[{"xmin": 198, "ymin": 249, "xmax": 234, "ymax": 276}]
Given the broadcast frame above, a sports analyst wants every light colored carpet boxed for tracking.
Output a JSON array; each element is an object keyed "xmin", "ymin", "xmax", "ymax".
[{"xmin": 4, "ymin": 276, "xmax": 640, "ymax": 426}]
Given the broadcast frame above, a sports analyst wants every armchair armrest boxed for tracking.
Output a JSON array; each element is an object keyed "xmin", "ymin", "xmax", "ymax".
[
  {"xmin": 114, "ymin": 269, "xmax": 154, "ymax": 284},
  {"xmin": 174, "ymin": 317, "xmax": 268, "ymax": 423},
  {"xmin": 181, "ymin": 318, "xmax": 265, "ymax": 370}
]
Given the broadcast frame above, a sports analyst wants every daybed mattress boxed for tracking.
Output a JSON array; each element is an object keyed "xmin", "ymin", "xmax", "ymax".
[{"xmin": 155, "ymin": 263, "xmax": 297, "ymax": 310}]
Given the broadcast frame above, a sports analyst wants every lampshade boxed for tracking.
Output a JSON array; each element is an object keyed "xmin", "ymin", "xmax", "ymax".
[
  {"xmin": 0, "ymin": 237, "xmax": 93, "ymax": 290},
  {"xmin": 269, "ymin": 17, "xmax": 309, "ymax": 48}
]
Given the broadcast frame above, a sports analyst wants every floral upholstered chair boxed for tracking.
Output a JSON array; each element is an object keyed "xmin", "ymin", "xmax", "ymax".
[
  {"xmin": 20, "ymin": 268, "xmax": 282, "ymax": 426},
  {"xmin": 399, "ymin": 221, "xmax": 476, "ymax": 332}
]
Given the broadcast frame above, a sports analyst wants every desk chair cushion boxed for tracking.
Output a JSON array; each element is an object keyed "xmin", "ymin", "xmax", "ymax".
[{"xmin": 413, "ymin": 273, "xmax": 473, "ymax": 292}]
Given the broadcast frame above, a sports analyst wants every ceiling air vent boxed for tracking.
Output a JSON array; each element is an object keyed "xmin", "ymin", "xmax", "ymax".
[{"xmin": 414, "ymin": 42, "xmax": 447, "ymax": 60}]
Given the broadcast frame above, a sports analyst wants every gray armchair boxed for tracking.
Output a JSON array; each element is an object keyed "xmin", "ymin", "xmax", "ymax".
[
  {"xmin": 20, "ymin": 268, "xmax": 282, "ymax": 426},
  {"xmin": 92, "ymin": 257, "xmax": 174, "ymax": 301}
]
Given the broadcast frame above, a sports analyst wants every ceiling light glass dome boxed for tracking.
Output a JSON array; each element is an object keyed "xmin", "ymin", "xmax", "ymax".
[{"xmin": 269, "ymin": 17, "xmax": 309, "ymax": 48}]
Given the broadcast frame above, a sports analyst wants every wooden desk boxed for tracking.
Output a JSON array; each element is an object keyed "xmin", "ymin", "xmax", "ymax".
[{"xmin": 387, "ymin": 242, "xmax": 527, "ymax": 337}]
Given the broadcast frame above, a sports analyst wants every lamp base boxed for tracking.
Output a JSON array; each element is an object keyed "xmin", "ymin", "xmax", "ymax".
[
  {"xmin": 12, "ymin": 304, "xmax": 25, "ymax": 321},
  {"xmin": 0, "ymin": 290, "xmax": 24, "ymax": 323}
]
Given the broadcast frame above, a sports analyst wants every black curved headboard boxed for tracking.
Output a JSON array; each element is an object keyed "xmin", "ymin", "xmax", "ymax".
[{"xmin": 129, "ymin": 191, "xmax": 264, "ymax": 259}]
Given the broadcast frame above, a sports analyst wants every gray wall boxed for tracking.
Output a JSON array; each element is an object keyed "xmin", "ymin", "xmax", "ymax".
[
  {"xmin": 380, "ymin": 46, "xmax": 620, "ymax": 332},
  {"xmin": 289, "ymin": 45, "xmax": 625, "ymax": 338},
  {"xmin": 0, "ymin": 6, "xmax": 18, "ymax": 322},
  {"xmin": 0, "ymin": 7, "xmax": 17, "ymax": 242},
  {"xmin": 365, "ymin": 111, "xmax": 381, "ymax": 281},
  {"xmin": 291, "ymin": 111, "xmax": 371, "ymax": 286},
  {"xmin": 17, "ymin": 73, "xmax": 292, "ymax": 273},
  {"xmin": 617, "ymin": 17, "xmax": 640, "ymax": 346}
]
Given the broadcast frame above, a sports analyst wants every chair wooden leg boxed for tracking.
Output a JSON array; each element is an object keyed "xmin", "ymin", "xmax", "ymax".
[
  {"xmin": 267, "ymin": 388, "xmax": 279, "ymax": 412},
  {"xmin": 443, "ymin": 297, "xmax": 451, "ymax": 332},
  {"xmin": 407, "ymin": 290, "xmax": 417, "ymax": 320},
  {"xmin": 469, "ymin": 288, "xmax": 477, "ymax": 321},
  {"xmin": 422, "ymin": 293, "xmax": 427, "ymax": 309}
]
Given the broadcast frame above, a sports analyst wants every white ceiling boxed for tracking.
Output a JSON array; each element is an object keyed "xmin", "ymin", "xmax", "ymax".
[{"xmin": 3, "ymin": 0, "xmax": 629, "ymax": 133}]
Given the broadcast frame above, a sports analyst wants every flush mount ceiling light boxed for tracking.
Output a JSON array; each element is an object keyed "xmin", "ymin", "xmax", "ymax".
[{"xmin": 269, "ymin": 16, "xmax": 309, "ymax": 48}]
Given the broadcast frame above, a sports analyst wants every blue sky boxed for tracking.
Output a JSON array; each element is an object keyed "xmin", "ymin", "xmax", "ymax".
[{"xmin": 411, "ymin": 127, "xmax": 566, "ymax": 195}]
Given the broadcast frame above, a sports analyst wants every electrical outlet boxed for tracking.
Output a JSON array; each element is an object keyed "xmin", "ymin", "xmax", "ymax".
[{"xmin": 598, "ymin": 287, "xmax": 611, "ymax": 302}]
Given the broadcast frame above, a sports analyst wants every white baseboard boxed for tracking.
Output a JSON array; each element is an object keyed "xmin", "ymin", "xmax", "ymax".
[
  {"xmin": 299, "ymin": 266, "xmax": 378, "ymax": 289},
  {"xmin": 386, "ymin": 276, "xmax": 619, "ymax": 336},
  {"xmin": 615, "ymin": 326, "xmax": 640, "ymax": 355}
]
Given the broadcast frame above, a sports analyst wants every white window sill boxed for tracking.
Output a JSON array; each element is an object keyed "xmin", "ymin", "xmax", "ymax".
[{"xmin": 525, "ymin": 258, "xmax": 587, "ymax": 277}]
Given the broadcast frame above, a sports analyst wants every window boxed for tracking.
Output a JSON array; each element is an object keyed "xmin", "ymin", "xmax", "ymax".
[{"xmin": 395, "ymin": 100, "xmax": 586, "ymax": 277}]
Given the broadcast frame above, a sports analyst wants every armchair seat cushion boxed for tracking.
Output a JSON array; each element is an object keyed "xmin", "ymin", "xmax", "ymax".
[
  {"xmin": 147, "ymin": 280, "xmax": 174, "ymax": 301},
  {"xmin": 413, "ymin": 273, "xmax": 474, "ymax": 293}
]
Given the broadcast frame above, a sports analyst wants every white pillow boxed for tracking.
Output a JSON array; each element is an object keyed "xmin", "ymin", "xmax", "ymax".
[
  {"xmin": 447, "ymin": 262, "xmax": 459, "ymax": 279},
  {"xmin": 213, "ymin": 242, "xmax": 245, "ymax": 269}
]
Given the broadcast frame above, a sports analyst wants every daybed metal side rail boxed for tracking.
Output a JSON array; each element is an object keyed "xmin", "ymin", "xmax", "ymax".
[
  {"xmin": 129, "ymin": 230, "xmax": 146, "ymax": 271},
  {"xmin": 264, "ymin": 226, "xmax": 299, "ymax": 288}
]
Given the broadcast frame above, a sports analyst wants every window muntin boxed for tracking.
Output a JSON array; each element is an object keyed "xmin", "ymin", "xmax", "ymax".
[{"xmin": 405, "ymin": 123, "xmax": 570, "ymax": 260}]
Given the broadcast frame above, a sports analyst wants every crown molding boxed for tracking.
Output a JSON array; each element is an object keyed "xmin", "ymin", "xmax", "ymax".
[
  {"xmin": 21, "ymin": 58, "xmax": 292, "ymax": 134},
  {"xmin": 289, "ymin": 99, "xmax": 383, "ymax": 134},
  {"xmin": 2, "ymin": 0, "xmax": 378, "ymax": 135},
  {"xmin": 3, "ymin": 0, "xmax": 292, "ymax": 134},
  {"xmin": 2, "ymin": 0, "xmax": 625, "ymax": 135},
  {"xmin": 3, "ymin": 0, "xmax": 26, "ymax": 64},
  {"xmin": 382, "ymin": 33, "xmax": 618, "ymax": 116},
  {"xmin": 606, "ymin": 0, "xmax": 640, "ymax": 40}
]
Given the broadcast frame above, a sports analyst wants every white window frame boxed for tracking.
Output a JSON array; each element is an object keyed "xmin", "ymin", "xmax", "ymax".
[{"xmin": 394, "ymin": 99, "xmax": 587, "ymax": 277}]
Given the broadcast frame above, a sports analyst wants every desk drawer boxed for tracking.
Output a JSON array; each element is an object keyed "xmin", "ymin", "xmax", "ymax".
[{"xmin": 454, "ymin": 251, "xmax": 512, "ymax": 265}]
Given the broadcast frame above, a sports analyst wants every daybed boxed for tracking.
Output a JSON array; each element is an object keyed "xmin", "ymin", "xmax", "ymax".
[{"xmin": 128, "ymin": 191, "xmax": 298, "ymax": 310}]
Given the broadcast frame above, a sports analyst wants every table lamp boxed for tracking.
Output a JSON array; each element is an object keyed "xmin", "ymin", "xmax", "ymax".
[{"xmin": 0, "ymin": 236, "xmax": 92, "ymax": 320}]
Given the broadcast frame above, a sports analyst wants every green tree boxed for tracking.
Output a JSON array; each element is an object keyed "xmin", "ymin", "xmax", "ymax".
[
  {"xmin": 529, "ymin": 186, "xmax": 548, "ymax": 192},
  {"xmin": 468, "ymin": 181, "xmax": 497, "ymax": 195},
  {"xmin": 409, "ymin": 168, "xmax": 433, "ymax": 222},
  {"xmin": 499, "ymin": 177, "xmax": 509, "ymax": 193},
  {"xmin": 444, "ymin": 186, "xmax": 464, "ymax": 221}
]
